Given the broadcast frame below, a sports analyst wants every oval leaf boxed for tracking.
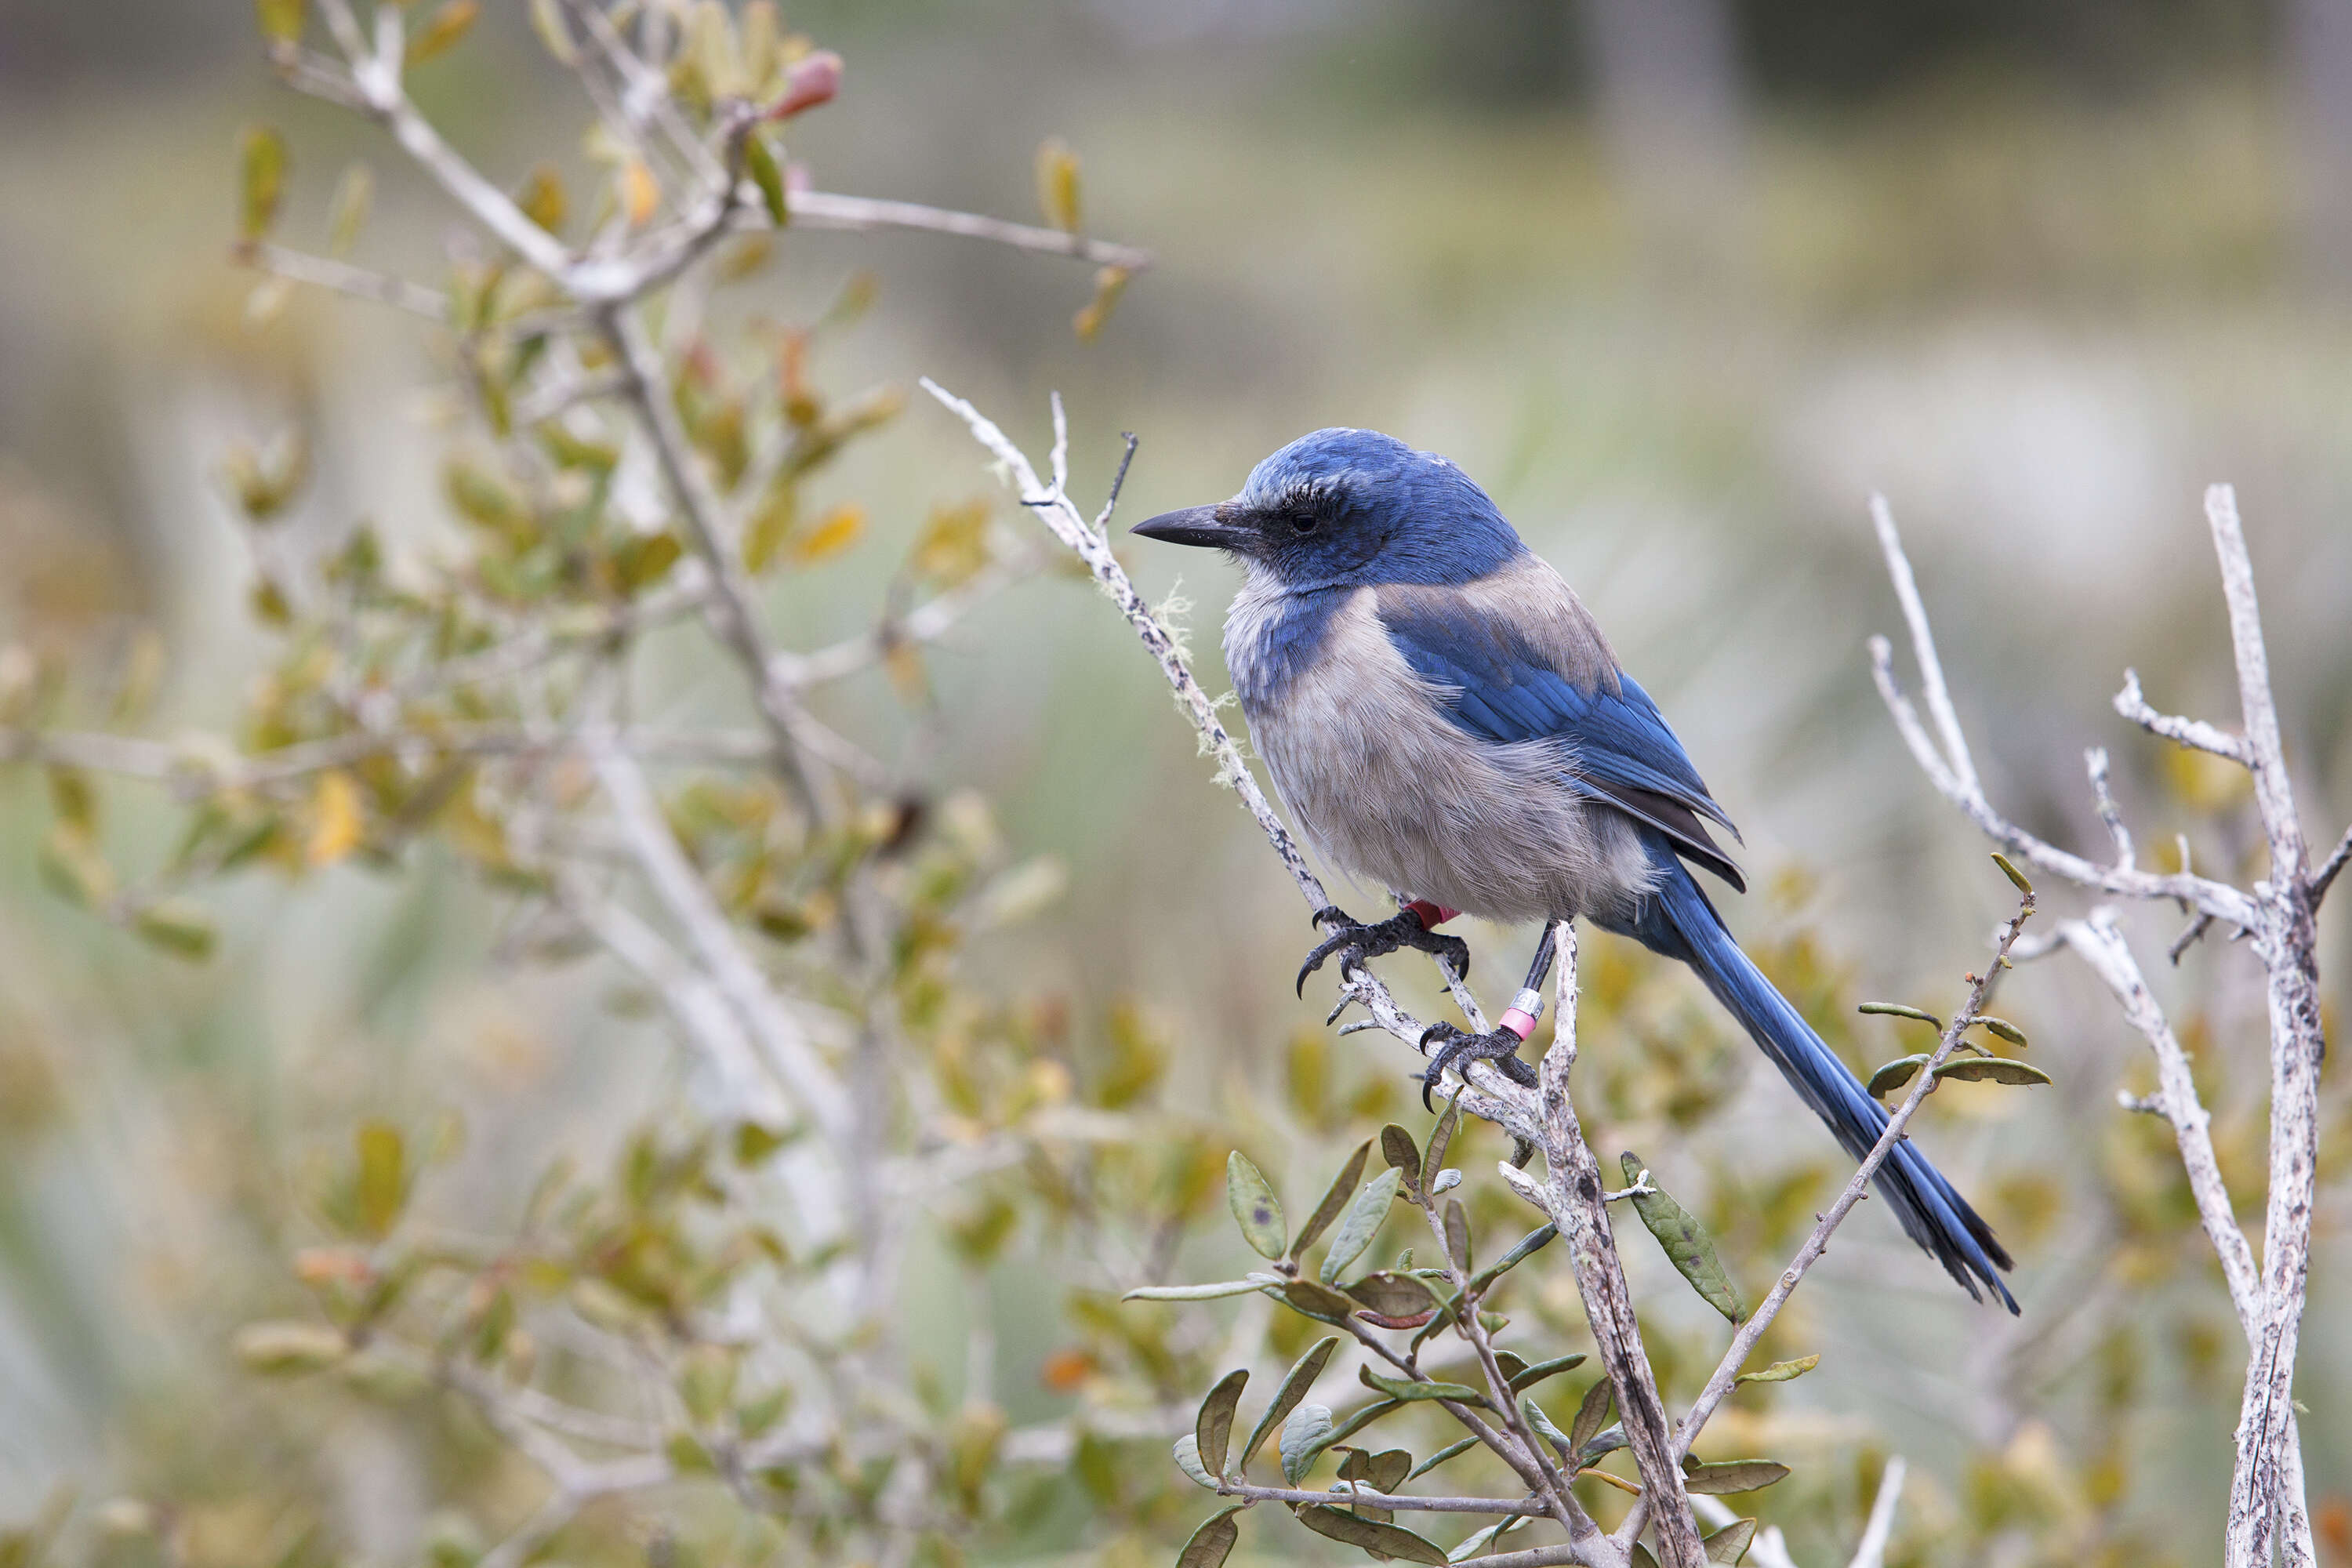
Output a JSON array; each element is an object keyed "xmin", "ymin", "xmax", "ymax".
[
  {"xmin": 1468, "ymin": 1222, "xmax": 1558, "ymax": 1294},
  {"xmin": 1293, "ymin": 1140, "xmax": 1371, "ymax": 1262},
  {"xmin": 1177, "ymin": 1506, "xmax": 1245, "ymax": 1568},
  {"xmin": 1442, "ymin": 1198, "xmax": 1472, "ymax": 1275},
  {"xmin": 1293, "ymin": 1505, "xmax": 1449, "ymax": 1566},
  {"xmin": 1227, "ymin": 1151, "xmax": 1287, "ymax": 1261},
  {"xmin": 1406, "ymin": 1435, "xmax": 1479, "ymax": 1483},
  {"xmin": 1425, "ymin": 1092, "xmax": 1464, "ymax": 1176},
  {"xmin": 1857, "ymin": 1001, "xmax": 1941, "ymax": 1026},
  {"xmin": 1568, "ymin": 1378, "xmax": 1614, "ymax": 1452},
  {"xmin": 1172, "ymin": 1433, "xmax": 1216, "ymax": 1490},
  {"xmin": 1319, "ymin": 1167, "xmax": 1404, "ymax": 1284},
  {"xmin": 1237, "ymin": 1337, "xmax": 1338, "ymax": 1475},
  {"xmin": 1379, "ymin": 1123, "xmax": 1422, "ymax": 1191},
  {"xmin": 1305, "ymin": 1396, "xmax": 1402, "ymax": 1467},
  {"xmin": 1279, "ymin": 1403, "xmax": 1334, "ymax": 1484},
  {"xmin": 1359, "ymin": 1367, "xmax": 1486, "ymax": 1406},
  {"xmin": 1991, "ymin": 851, "xmax": 2034, "ymax": 895},
  {"xmin": 1681, "ymin": 1458, "xmax": 1791, "ymax": 1495},
  {"xmin": 1280, "ymin": 1277, "xmax": 1361, "ymax": 1323},
  {"xmin": 1346, "ymin": 1271, "xmax": 1440, "ymax": 1319},
  {"xmin": 1972, "ymin": 1016, "xmax": 2031, "ymax": 1048},
  {"xmin": 1734, "ymin": 1354, "xmax": 1819, "ymax": 1386},
  {"xmin": 1522, "ymin": 1396, "xmax": 1572, "ymax": 1457},
  {"xmin": 1124, "ymin": 1279, "xmax": 1267, "ymax": 1302},
  {"xmin": 1196, "ymin": 1368, "xmax": 1248, "ymax": 1477},
  {"xmin": 1508, "ymin": 1352, "xmax": 1588, "ymax": 1393},
  {"xmin": 1867, "ymin": 1054, "xmax": 1930, "ymax": 1099},
  {"xmin": 1704, "ymin": 1518, "xmax": 1758, "ymax": 1563},
  {"xmin": 1933, "ymin": 1056, "xmax": 2052, "ymax": 1088},
  {"xmin": 1620, "ymin": 1152, "xmax": 1745, "ymax": 1323}
]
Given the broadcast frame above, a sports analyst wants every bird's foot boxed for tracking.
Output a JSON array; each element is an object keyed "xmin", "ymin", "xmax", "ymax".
[
  {"xmin": 1417, "ymin": 1021, "xmax": 1538, "ymax": 1111},
  {"xmin": 1296, "ymin": 906, "xmax": 1470, "ymax": 997}
]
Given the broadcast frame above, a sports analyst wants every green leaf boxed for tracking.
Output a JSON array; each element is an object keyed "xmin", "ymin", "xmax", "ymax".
[
  {"xmin": 1379, "ymin": 1123, "xmax": 1421, "ymax": 1192},
  {"xmin": 1123, "ymin": 1279, "xmax": 1266, "ymax": 1302},
  {"xmin": 1341, "ymin": 1447, "xmax": 1414, "ymax": 1495},
  {"xmin": 1406, "ymin": 1435, "xmax": 1478, "ymax": 1482},
  {"xmin": 1292, "ymin": 1505, "xmax": 1448, "ymax": 1565},
  {"xmin": 742, "ymin": 129, "xmax": 789, "ymax": 227},
  {"xmin": 1867, "ymin": 1054, "xmax": 1931, "ymax": 1099},
  {"xmin": 1359, "ymin": 1368, "xmax": 1486, "ymax": 1406},
  {"xmin": 1991, "ymin": 851, "xmax": 2034, "ymax": 895},
  {"xmin": 132, "ymin": 900, "xmax": 218, "ymax": 960},
  {"xmin": 1425, "ymin": 1091, "xmax": 1464, "ymax": 1176},
  {"xmin": 1279, "ymin": 1277, "xmax": 1362, "ymax": 1323},
  {"xmin": 1345, "ymin": 1271, "xmax": 1440, "ymax": 1321},
  {"xmin": 1735, "ymin": 1354, "xmax": 1819, "ymax": 1386},
  {"xmin": 1507, "ymin": 1352, "xmax": 1588, "ymax": 1393},
  {"xmin": 1972, "ymin": 1016, "xmax": 2031, "ymax": 1048},
  {"xmin": 1705, "ymin": 1518, "xmax": 1758, "ymax": 1563},
  {"xmin": 1305, "ymin": 1397, "xmax": 1402, "ymax": 1466},
  {"xmin": 233, "ymin": 1319, "xmax": 347, "ymax": 1374},
  {"xmin": 1569, "ymin": 1379, "xmax": 1614, "ymax": 1451},
  {"xmin": 1176, "ymin": 1506, "xmax": 1245, "ymax": 1568},
  {"xmin": 1442, "ymin": 1198, "xmax": 1472, "ymax": 1275},
  {"xmin": 1172, "ymin": 1433, "xmax": 1216, "ymax": 1490},
  {"xmin": 1319, "ymin": 1167, "xmax": 1403, "ymax": 1284},
  {"xmin": 1632, "ymin": 1549, "xmax": 1660, "ymax": 1568},
  {"xmin": 238, "ymin": 125, "xmax": 287, "ymax": 243},
  {"xmin": 1236, "ymin": 1337, "xmax": 1337, "ymax": 1475},
  {"xmin": 1227, "ymin": 1152, "xmax": 1287, "ymax": 1261},
  {"xmin": 1279, "ymin": 1403, "xmax": 1333, "ymax": 1484},
  {"xmin": 1449, "ymin": 1519, "xmax": 1527, "ymax": 1563},
  {"xmin": 1857, "ymin": 1002, "xmax": 1941, "ymax": 1026},
  {"xmin": 354, "ymin": 1122, "xmax": 407, "ymax": 1240},
  {"xmin": 1522, "ymin": 1396, "xmax": 1572, "ymax": 1457},
  {"xmin": 1680, "ymin": 1458, "xmax": 1791, "ymax": 1495},
  {"xmin": 1196, "ymin": 1369, "xmax": 1247, "ymax": 1477},
  {"xmin": 1620, "ymin": 1152, "xmax": 1745, "ymax": 1323},
  {"xmin": 1467, "ymin": 1223, "xmax": 1558, "ymax": 1294},
  {"xmin": 1293, "ymin": 1139, "xmax": 1371, "ymax": 1262},
  {"xmin": 1934, "ymin": 1056, "xmax": 2052, "ymax": 1088}
]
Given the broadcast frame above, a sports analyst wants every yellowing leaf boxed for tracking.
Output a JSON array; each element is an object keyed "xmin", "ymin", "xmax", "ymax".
[
  {"xmin": 1035, "ymin": 136, "xmax": 1081, "ymax": 232},
  {"xmin": 787, "ymin": 502, "xmax": 865, "ymax": 565},
  {"xmin": 743, "ymin": 129, "xmax": 788, "ymax": 226},
  {"xmin": 406, "ymin": 0, "xmax": 480, "ymax": 64},
  {"xmin": 911, "ymin": 498, "xmax": 989, "ymax": 585},
  {"xmin": 238, "ymin": 125, "xmax": 288, "ymax": 243},
  {"xmin": 256, "ymin": 0, "xmax": 304, "ymax": 46},
  {"xmin": 327, "ymin": 162, "xmax": 372, "ymax": 256},
  {"xmin": 517, "ymin": 163, "xmax": 567, "ymax": 235},
  {"xmin": 307, "ymin": 771, "xmax": 366, "ymax": 867},
  {"xmin": 1074, "ymin": 264, "xmax": 1130, "ymax": 342},
  {"xmin": 742, "ymin": 485, "xmax": 796, "ymax": 573},
  {"xmin": 621, "ymin": 158, "xmax": 661, "ymax": 227}
]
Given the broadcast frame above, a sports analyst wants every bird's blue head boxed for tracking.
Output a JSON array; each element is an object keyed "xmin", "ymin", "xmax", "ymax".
[{"xmin": 1131, "ymin": 428, "xmax": 1525, "ymax": 590}]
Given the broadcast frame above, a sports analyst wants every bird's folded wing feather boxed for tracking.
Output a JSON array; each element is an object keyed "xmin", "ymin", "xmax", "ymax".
[{"xmin": 1374, "ymin": 574, "xmax": 1746, "ymax": 891}]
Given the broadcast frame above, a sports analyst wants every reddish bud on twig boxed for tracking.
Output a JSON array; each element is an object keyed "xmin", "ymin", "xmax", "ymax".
[{"xmin": 767, "ymin": 51, "xmax": 841, "ymax": 119}]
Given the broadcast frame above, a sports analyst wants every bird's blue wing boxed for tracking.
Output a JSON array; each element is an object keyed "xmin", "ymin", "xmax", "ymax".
[{"xmin": 1376, "ymin": 578, "xmax": 1745, "ymax": 888}]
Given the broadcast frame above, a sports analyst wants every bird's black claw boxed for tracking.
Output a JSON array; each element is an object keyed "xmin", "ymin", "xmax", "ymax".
[
  {"xmin": 1296, "ymin": 906, "xmax": 1472, "ymax": 998},
  {"xmin": 1417, "ymin": 1022, "xmax": 1539, "ymax": 1111}
]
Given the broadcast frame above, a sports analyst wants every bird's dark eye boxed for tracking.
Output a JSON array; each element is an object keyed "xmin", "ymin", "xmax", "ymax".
[{"xmin": 1288, "ymin": 511, "xmax": 1318, "ymax": 535}]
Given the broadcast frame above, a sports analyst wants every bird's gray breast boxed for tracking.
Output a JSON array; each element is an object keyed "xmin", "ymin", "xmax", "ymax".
[{"xmin": 1223, "ymin": 577, "xmax": 1652, "ymax": 926}]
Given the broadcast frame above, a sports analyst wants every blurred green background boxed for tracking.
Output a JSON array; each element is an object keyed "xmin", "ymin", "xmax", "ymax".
[{"xmin": 2, "ymin": 0, "xmax": 2348, "ymax": 1562}]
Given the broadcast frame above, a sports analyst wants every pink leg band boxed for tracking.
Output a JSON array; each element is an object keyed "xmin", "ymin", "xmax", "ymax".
[
  {"xmin": 1406, "ymin": 900, "xmax": 1461, "ymax": 927},
  {"xmin": 1498, "ymin": 1008, "xmax": 1539, "ymax": 1040}
]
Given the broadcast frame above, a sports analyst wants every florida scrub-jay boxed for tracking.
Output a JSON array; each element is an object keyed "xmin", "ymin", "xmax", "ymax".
[{"xmin": 1133, "ymin": 427, "xmax": 2016, "ymax": 1310}]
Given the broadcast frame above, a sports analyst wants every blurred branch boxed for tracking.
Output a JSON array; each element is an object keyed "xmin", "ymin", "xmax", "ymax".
[
  {"xmin": 2314, "ymin": 820, "xmax": 2352, "ymax": 906},
  {"xmin": 245, "ymin": 241, "xmax": 449, "ymax": 319},
  {"xmin": 1846, "ymin": 1454, "xmax": 1906, "ymax": 1568},
  {"xmin": 590, "ymin": 738, "xmax": 852, "ymax": 1145},
  {"xmin": 1867, "ymin": 496, "xmax": 2256, "ymax": 931},
  {"xmin": 2114, "ymin": 669, "xmax": 2249, "ymax": 764},
  {"xmin": 779, "ymin": 191, "xmax": 1152, "ymax": 272}
]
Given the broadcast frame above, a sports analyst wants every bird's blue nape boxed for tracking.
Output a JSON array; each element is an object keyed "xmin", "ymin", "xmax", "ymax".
[{"xmin": 1236, "ymin": 428, "xmax": 1526, "ymax": 588}]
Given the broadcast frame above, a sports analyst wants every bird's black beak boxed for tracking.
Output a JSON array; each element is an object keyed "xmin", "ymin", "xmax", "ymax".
[{"xmin": 1131, "ymin": 505, "xmax": 1252, "ymax": 550}]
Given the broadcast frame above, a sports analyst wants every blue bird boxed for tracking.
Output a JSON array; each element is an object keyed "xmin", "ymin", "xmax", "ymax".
[{"xmin": 1133, "ymin": 428, "xmax": 2017, "ymax": 1311}]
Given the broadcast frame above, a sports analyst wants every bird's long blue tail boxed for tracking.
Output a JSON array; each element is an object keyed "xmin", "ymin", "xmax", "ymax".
[{"xmin": 1597, "ymin": 839, "xmax": 2019, "ymax": 1312}]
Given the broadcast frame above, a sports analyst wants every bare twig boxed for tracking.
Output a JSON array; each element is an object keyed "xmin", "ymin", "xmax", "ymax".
[
  {"xmin": 2313, "ymin": 821, "xmax": 2352, "ymax": 906},
  {"xmin": 2115, "ymin": 670, "xmax": 2249, "ymax": 764},
  {"xmin": 1667, "ymin": 894, "xmax": 2035, "ymax": 1467},
  {"xmin": 784, "ymin": 191, "xmax": 1152, "ymax": 272},
  {"xmin": 244, "ymin": 241, "xmax": 450, "ymax": 319},
  {"xmin": 1846, "ymin": 1455, "xmax": 1907, "ymax": 1568},
  {"xmin": 1210, "ymin": 1480, "xmax": 1542, "ymax": 1515}
]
